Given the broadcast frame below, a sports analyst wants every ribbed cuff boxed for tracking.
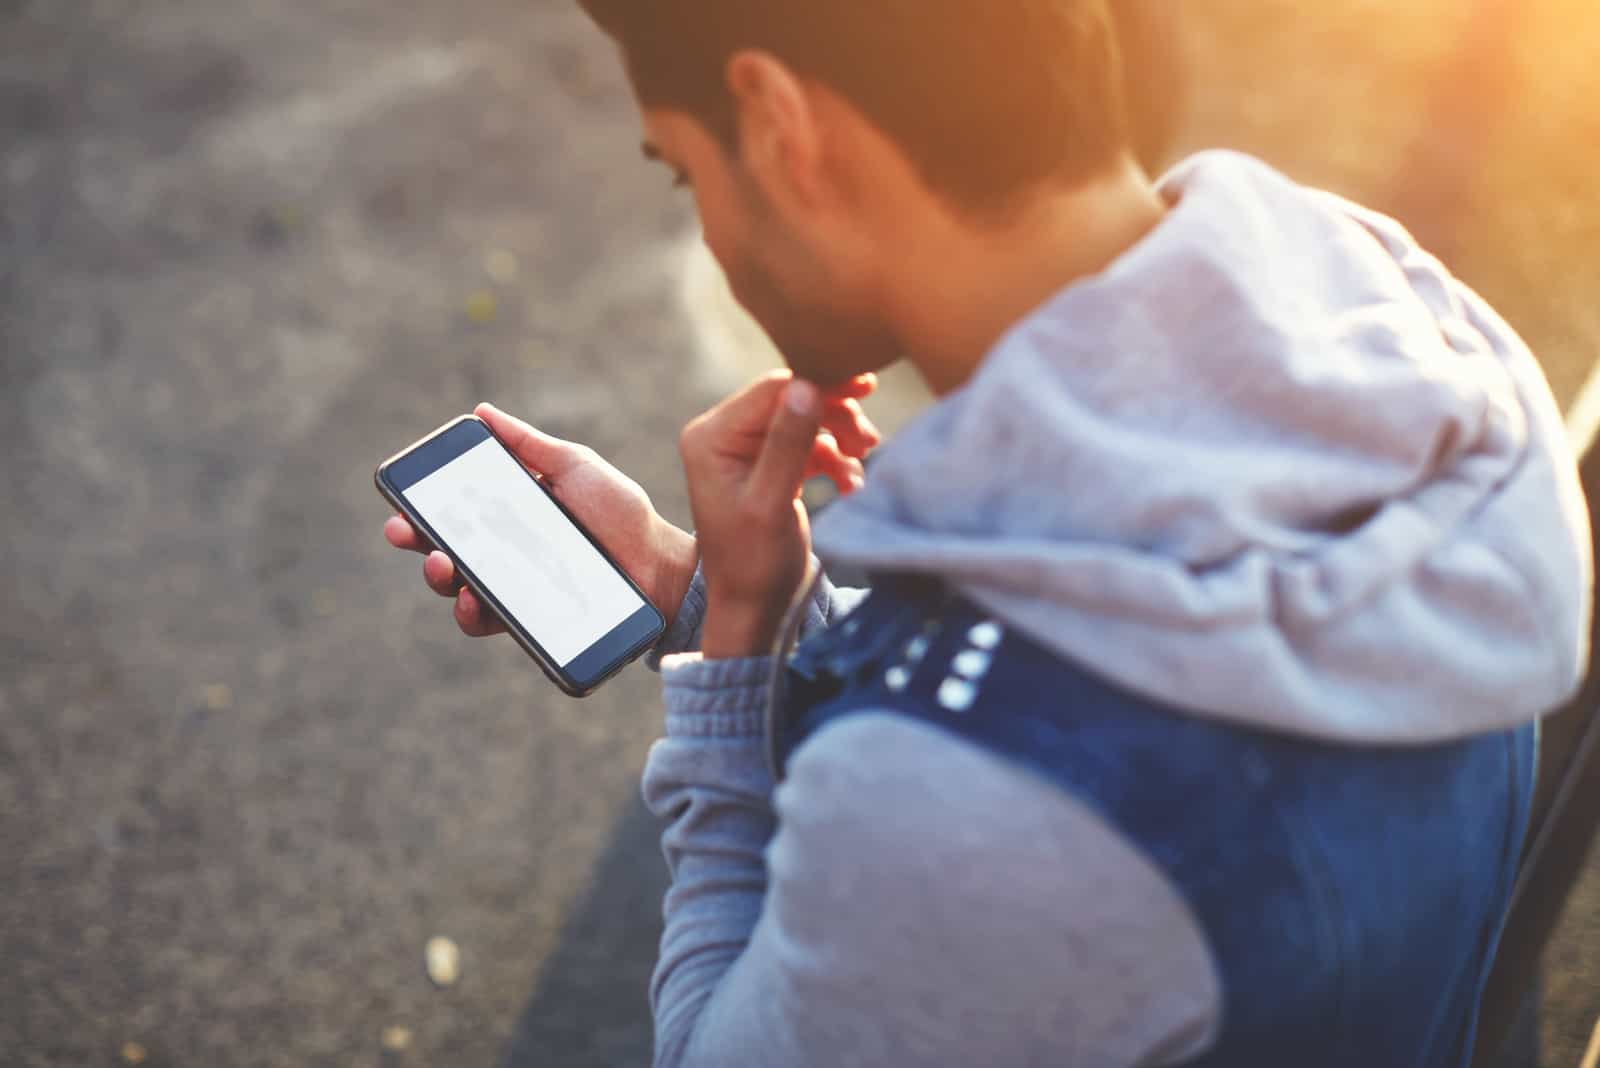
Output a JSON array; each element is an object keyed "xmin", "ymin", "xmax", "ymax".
[
  {"xmin": 660, "ymin": 654, "xmax": 775, "ymax": 738},
  {"xmin": 646, "ymin": 563, "xmax": 708, "ymax": 671}
]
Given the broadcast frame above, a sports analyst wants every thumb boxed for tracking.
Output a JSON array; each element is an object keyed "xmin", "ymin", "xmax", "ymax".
[
  {"xmin": 749, "ymin": 379, "xmax": 825, "ymax": 511},
  {"xmin": 475, "ymin": 403, "xmax": 584, "ymax": 477}
]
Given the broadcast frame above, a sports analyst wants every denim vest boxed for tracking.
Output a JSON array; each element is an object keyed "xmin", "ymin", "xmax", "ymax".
[{"xmin": 773, "ymin": 576, "xmax": 1535, "ymax": 1067}]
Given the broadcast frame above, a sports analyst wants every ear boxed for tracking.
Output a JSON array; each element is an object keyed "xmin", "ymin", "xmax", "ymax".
[{"xmin": 724, "ymin": 50, "xmax": 824, "ymax": 208}]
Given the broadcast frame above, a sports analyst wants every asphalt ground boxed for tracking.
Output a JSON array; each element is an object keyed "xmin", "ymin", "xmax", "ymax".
[{"xmin": 2, "ymin": 1, "xmax": 1597, "ymax": 1066}]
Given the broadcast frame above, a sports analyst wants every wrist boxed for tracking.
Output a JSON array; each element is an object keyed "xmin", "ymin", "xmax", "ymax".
[
  {"xmin": 650, "ymin": 522, "xmax": 700, "ymax": 629},
  {"xmin": 700, "ymin": 595, "xmax": 785, "ymax": 659}
]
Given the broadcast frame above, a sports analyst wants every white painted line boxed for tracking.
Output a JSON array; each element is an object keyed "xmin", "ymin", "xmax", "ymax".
[
  {"xmin": 675, "ymin": 233, "xmax": 782, "ymax": 390},
  {"xmin": 1569, "ymin": 360, "xmax": 1600, "ymax": 458},
  {"xmin": 1579, "ymin": 1006, "xmax": 1600, "ymax": 1068},
  {"xmin": 214, "ymin": 46, "xmax": 479, "ymax": 169}
]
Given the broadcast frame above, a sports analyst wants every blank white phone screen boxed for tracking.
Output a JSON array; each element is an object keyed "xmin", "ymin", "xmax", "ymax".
[{"xmin": 406, "ymin": 439, "xmax": 645, "ymax": 668}]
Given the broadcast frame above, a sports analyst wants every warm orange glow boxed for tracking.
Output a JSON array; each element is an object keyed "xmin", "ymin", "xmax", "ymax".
[{"xmin": 1181, "ymin": 0, "xmax": 1600, "ymax": 411}]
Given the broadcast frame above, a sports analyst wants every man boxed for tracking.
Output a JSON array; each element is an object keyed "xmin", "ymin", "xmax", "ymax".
[{"xmin": 384, "ymin": 2, "xmax": 1593, "ymax": 1064}]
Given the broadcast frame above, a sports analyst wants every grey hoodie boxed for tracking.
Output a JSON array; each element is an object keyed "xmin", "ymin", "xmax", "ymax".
[{"xmin": 641, "ymin": 151, "xmax": 1593, "ymax": 1067}]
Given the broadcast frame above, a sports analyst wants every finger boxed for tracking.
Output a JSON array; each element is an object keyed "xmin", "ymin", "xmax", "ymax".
[
  {"xmin": 749, "ymin": 379, "xmax": 827, "ymax": 511},
  {"xmin": 691, "ymin": 370, "xmax": 795, "ymax": 445},
  {"xmin": 423, "ymin": 552, "xmax": 463, "ymax": 598},
  {"xmin": 821, "ymin": 397, "xmax": 883, "ymax": 459},
  {"xmin": 476, "ymin": 403, "xmax": 587, "ymax": 478},
  {"xmin": 807, "ymin": 435, "xmax": 866, "ymax": 494},
  {"xmin": 823, "ymin": 373, "xmax": 877, "ymax": 401},
  {"xmin": 802, "ymin": 457, "xmax": 865, "ymax": 495},
  {"xmin": 385, "ymin": 515, "xmax": 430, "ymax": 554},
  {"xmin": 679, "ymin": 372, "xmax": 797, "ymax": 470},
  {"xmin": 809, "ymin": 432, "xmax": 847, "ymax": 471},
  {"xmin": 455, "ymin": 586, "xmax": 507, "ymax": 637},
  {"xmin": 689, "ymin": 371, "xmax": 870, "ymax": 449}
]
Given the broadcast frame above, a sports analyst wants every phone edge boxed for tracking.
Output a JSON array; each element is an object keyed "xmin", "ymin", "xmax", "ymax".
[{"xmin": 373, "ymin": 415, "xmax": 664, "ymax": 699}]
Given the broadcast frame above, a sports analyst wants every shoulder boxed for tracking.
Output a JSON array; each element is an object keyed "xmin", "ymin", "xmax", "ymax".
[{"xmin": 767, "ymin": 712, "xmax": 1222, "ymax": 1064}]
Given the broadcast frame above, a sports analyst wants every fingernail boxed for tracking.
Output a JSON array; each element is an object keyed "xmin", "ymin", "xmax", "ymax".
[{"xmin": 787, "ymin": 379, "xmax": 819, "ymax": 416}]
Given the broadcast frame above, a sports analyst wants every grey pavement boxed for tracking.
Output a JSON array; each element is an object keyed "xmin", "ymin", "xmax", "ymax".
[{"xmin": 3, "ymin": 1, "xmax": 698, "ymax": 1064}]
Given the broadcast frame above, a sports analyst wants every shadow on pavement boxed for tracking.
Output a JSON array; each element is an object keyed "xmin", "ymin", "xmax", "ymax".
[{"xmin": 501, "ymin": 791, "xmax": 668, "ymax": 1068}]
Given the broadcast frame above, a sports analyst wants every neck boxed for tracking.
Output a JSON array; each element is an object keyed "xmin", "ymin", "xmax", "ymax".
[{"xmin": 879, "ymin": 157, "xmax": 1169, "ymax": 396}]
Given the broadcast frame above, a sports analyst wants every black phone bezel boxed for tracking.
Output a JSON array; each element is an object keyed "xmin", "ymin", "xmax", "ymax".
[{"xmin": 375, "ymin": 415, "xmax": 665, "ymax": 698}]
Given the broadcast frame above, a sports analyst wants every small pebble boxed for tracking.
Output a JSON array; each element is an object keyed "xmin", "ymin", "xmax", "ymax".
[
  {"xmin": 202, "ymin": 684, "xmax": 233, "ymax": 712},
  {"xmin": 381, "ymin": 1025, "xmax": 412, "ymax": 1052},
  {"xmin": 464, "ymin": 291, "xmax": 498, "ymax": 324},
  {"xmin": 120, "ymin": 1042, "xmax": 147, "ymax": 1065},
  {"xmin": 425, "ymin": 936, "xmax": 460, "ymax": 987},
  {"xmin": 484, "ymin": 249, "xmax": 519, "ymax": 284}
]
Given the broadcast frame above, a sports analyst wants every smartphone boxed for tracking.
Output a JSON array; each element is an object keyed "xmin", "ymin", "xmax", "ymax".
[{"xmin": 375, "ymin": 416, "xmax": 665, "ymax": 697}]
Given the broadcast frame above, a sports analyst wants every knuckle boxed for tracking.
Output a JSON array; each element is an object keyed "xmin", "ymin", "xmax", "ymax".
[{"xmin": 679, "ymin": 419, "xmax": 706, "ymax": 457}]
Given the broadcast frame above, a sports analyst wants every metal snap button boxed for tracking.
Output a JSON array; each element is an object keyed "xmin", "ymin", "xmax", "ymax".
[
  {"xmin": 951, "ymin": 650, "xmax": 993, "ymax": 680},
  {"xmin": 937, "ymin": 677, "xmax": 979, "ymax": 713},
  {"xmin": 966, "ymin": 621, "xmax": 1004, "ymax": 650}
]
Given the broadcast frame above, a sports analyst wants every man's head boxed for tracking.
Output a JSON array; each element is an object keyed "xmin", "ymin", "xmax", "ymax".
[{"xmin": 579, "ymin": 0, "xmax": 1149, "ymax": 385}]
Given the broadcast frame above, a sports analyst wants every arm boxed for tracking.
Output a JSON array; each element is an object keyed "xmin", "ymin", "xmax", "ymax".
[
  {"xmin": 642, "ymin": 687, "xmax": 1224, "ymax": 1068},
  {"xmin": 381, "ymin": 392, "xmax": 878, "ymax": 656},
  {"xmin": 647, "ymin": 562, "xmax": 869, "ymax": 669}
]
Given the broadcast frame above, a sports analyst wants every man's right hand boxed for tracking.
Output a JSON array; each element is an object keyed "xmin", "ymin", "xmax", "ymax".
[{"xmin": 383, "ymin": 403, "xmax": 700, "ymax": 638}]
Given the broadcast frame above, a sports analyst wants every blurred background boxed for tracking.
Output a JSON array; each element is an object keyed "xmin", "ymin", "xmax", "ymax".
[{"xmin": 2, "ymin": 0, "xmax": 1598, "ymax": 1064}]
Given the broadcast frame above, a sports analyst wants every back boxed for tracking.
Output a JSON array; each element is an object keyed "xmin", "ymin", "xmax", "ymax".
[{"xmin": 777, "ymin": 577, "xmax": 1536, "ymax": 1065}]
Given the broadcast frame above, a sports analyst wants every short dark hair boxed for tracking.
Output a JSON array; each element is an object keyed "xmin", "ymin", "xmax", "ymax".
[{"xmin": 578, "ymin": 0, "xmax": 1135, "ymax": 213}]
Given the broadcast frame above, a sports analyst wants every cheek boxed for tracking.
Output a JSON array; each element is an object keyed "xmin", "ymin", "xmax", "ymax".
[
  {"xmin": 691, "ymin": 194, "xmax": 763, "ymax": 310},
  {"xmin": 690, "ymin": 175, "xmax": 745, "ymax": 266},
  {"xmin": 717, "ymin": 249, "xmax": 781, "ymax": 336}
]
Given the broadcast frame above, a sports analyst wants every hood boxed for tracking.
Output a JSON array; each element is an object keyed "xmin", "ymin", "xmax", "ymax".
[{"xmin": 813, "ymin": 151, "xmax": 1592, "ymax": 744}]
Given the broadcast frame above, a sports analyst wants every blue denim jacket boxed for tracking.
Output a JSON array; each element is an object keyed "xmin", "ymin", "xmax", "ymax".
[{"xmin": 774, "ymin": 576, "xmax": 1536, "ymax": 1066}]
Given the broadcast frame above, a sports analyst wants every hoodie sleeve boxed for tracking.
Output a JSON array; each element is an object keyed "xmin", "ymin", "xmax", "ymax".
[
  {"xmin": 646, "ymin": 562, "xmax": 866, "ymax": 670},
  {"xmin": 643, "ymin": 665, "xmax": 1222, "ymax": 1068}
]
